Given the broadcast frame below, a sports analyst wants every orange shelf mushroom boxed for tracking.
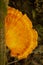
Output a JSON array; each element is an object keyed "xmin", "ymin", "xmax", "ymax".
[{"xmin": 5, "ymin": 6, "xmax": 38, "ymax": 60}]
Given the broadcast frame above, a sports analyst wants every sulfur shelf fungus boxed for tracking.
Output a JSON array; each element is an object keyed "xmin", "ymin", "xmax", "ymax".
[{"xmin": 5, "ymin": 6, "xmax": 38, "ymax": 60}]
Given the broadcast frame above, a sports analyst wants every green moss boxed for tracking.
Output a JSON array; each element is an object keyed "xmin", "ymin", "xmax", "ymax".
[{"xmin": 0, "ymin": 0, "xmax": 9, "ymax": 65}]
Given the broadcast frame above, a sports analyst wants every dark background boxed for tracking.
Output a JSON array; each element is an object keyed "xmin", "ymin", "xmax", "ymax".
[
  {"xmin": 0, "ymin": 0, "xmax": 43, "ymax": 65},
  {"xmin": 7, "ymin": 0, "xmax": 43, "ymax": 65}
]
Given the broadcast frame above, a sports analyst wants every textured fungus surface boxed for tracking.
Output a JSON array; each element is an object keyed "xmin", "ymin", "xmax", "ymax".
[{"xmin": 5, "ymin": 6, "xmax": 38, "ymax": 60}]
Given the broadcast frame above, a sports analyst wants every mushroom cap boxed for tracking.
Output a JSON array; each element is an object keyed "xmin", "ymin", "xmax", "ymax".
[{"xmin": 5, "ymin": 7, "xmax": 38, "ymax": 60}]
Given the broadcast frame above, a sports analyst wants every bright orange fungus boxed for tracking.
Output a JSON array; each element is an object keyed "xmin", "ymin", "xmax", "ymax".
[{"xmin": 5, "ymin": 6, "xmax": 38, "ymax": 60}]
